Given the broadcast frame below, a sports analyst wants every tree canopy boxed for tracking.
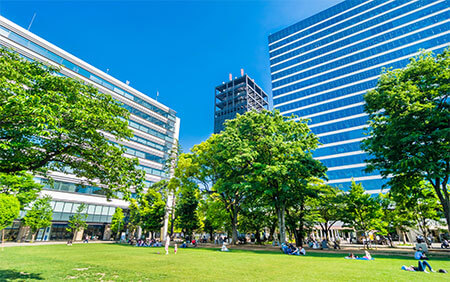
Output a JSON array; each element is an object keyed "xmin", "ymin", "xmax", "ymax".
[
  {"xmin": 0, "ymin": 48, "xmax": 144, "ymax": 200},
  {"xmin": 0, "ymin": 193, "xmax": 20, "ymax": 230},
  {"xmin": 22, "ymin": 196, "xmax": 53, "ymax": 241},
  {"xmin": 0, "ymin": 172, "xmax": 42, "ymax": 209},
  {"xmin": 363, "ymin": 49, "xmax": 449, "ymax": 231},
  {"xmin": 66, "ymin": 203, "xmax": 88, "ymax": 241}
]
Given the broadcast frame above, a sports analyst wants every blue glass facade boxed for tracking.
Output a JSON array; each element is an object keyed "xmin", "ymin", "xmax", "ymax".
[{"xmin": 269, "ymin": 0, "xmax": 449, "ymax": 192}]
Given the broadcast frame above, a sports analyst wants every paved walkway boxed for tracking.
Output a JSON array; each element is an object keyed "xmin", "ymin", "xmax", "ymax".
[{"xmin": 0, "ymin": 240, "xmax": 115, "ymax": 248}]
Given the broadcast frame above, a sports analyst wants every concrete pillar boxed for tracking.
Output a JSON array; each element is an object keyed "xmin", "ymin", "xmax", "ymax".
[
  {"xmin": 17, "ymin": 225, "xmax": 30, "ymax": 242},
  {"xmin": 162, "ymin": 190, "xmax": 174, "ymax": 242},
  {"xmin": 137, "ymin": 226, "xmax": 142, "ymax": 239},
  {"xmin": 74, "ymin": 228, "xmax": 84, "ymax": 241},
  {"xmin": 103, "ymin": 224, "xmax": 112, "ymax": 241}
]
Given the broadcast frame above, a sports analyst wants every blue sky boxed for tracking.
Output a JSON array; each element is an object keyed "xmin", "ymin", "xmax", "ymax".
[{"xmin": 0, "ymin": 0, "xmax": 341, "ymax": 151}]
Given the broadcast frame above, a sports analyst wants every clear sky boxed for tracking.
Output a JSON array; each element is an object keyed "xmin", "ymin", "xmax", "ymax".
[{"xmin": 0, "ymin": 0, "xmax": 341, "ymax": 151}]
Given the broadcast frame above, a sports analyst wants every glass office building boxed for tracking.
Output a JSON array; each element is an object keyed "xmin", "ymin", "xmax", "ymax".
[
  {"xmin": 0, "ymin": 16, "xmax": 180, "ymax": 240},
  {"xmin": 269, "ymin": 0, "xmax": 449, "ymax": 192}
]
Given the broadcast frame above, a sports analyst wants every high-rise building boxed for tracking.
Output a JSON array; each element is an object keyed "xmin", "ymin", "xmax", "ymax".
[
  {"xmin": 268, "ymin": 0, "xmax": 449, "ymax": 192},
  {"xmin": 214, "ymin": 74, "xmax": 269, "ymax": 133},
  {"xmin": 0, "ymin": 16, "xmax": 180, "ymax": 240}
]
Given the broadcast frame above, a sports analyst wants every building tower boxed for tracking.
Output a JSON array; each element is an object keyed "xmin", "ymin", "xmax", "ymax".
[
  {"xmin": 268, "ymin": 0, "xmax": 449, "ymax": 192},
  {"xmin": 0, "ymin": 15, "xmax": 180, "ymax": 241},
  {"xmin": 214, "ymin": 73, "xmax": 269, "ymax": 133}
]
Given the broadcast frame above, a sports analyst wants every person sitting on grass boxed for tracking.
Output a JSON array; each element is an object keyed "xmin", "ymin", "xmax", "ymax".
[
  {"xmin": 402, "ymin": 260, "xmax": 435, "ymax": 273},
  {"xmin": 345, "ymin": 253, "xmax": 358, "ymax": 259},
  {"xmin": 363, "ymin": 251, "xmax": 372, "ymax": 260},
  {"xmin": 288, "ymin": 243, "xmax": 300, "ymax": 256},
  {"xmin": 414, "ymin": 247, "xmax": 428, "ymax": 260},
  {"xmin": 441, "ymin": 239, "xmax": 449, "ymax": 249},
  {"xmin": 299, "ymin": 246, "xmax": 306, "ymax": 256},
  {"xmin": 221, "ymin": 242, "xmax": 229, "ymax": 252}
]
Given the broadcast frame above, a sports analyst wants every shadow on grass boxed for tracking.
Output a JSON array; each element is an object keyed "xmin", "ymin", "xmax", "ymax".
[{"xmin": 0, "ymin": 270, "xmax": 43, "ymax": 280}]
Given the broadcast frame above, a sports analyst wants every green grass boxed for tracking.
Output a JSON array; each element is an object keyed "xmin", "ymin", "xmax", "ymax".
[{"xmin": 0, "ymin": 244, "xmax": 449, "ymax": 281}]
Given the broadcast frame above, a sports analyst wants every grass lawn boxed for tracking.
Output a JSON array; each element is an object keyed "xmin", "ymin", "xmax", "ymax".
[{"xmin": 0, "ymin": 244, "xmax": 449, "ymax": 281}]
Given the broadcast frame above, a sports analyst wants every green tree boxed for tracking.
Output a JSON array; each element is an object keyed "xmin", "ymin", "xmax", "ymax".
[
  {"xmin": 238, "ymin": 198, "xmax": 271, "ymax": 244},
  {"xmin": 379, "ymin": 193, "xmax": 415, "ymax": 245},
  {"xmin": 138, "ymin": 186, "xmax": 166, "ymax": 237},
  {"xmin": 363, "ymin": 49, "xmax": 450, "ymax": 231},
  {"xmin": 175, "ymin": 182, "xmax": 200, "ymax": 239},
  {"xmin": 22, "ymin": 196, "xmax": 53, "ymax": 242},
  {"xmin": 0, "ymin": 48, "xmax": 144, "ymax": 200},
  {"xmin": 176, "ymin": 134, "xmax": 249, "ymax": 244},
  {"xmin": 66, "ymin": 203, "xmax": 88, "ymax": 241},
  {"xmin": 0, "ymin": 172, "xmax": 42, "ymax": 209},
  {"xmin": 223, "ymin": 111, "xmax": 326, "ymax": 243},
  {"xmin": 0, "ymin": 194, "xmax": 20, "ymax": 245},
  {"xmin": 198, "ymin": 194, "xmax": 229, "ymax": 240},
  {"xmin": 313, "ymin": 185, "xmax": 344, "ymax": 241},
  {"xmin": 111, "ymin": 207, "xmax": 125, "ymax": 240},
  {"xmin": 285, "ymin": 180, "xmax": 320, "ymax": 246},
  {"xmin": 341, "ymin": 181, "xmax": 383, "ymax": 248}
]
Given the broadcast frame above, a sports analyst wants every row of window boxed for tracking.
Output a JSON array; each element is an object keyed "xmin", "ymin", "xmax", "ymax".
[
  {"xmin": 272, "ymin": 16, "xmax": 449, "ymax": 78},
  {"xmin": 37, "ymin": 178, "xmax": 143, "ymax": 198},
  {"xmin": 289, "ymin": 94, "xmax": 365, "ymax": 118},
  {"xmin": 276, "ymin": 79, "xmax": 375, "ymax": 111},
  {"xmin": 319, "ymin": 128, "xmax": 366, "ymax": 145},
  {"xmin": 327, "ymin": 167, "xmax": 380, "ymax": 181},
  {"xmin": 270, "ymin": 0, "xmax": 410, "ymax": 57},
  {"xmin": 275, "ymin": 44, "xmax": 449, "ymax": 104},
  {"xmin": 128, "ymin": 119, "xmax": 174, "ymax": 143},
  {"xmin": 269, "ymin": 0, "xmax": 366, "ymax": 43},
  {"xmin": 37, "ymin": 178, "xmax": 107, "ymax": 196},
  {"xmin": 270, "ymin": 1, "xmax": 445, "ymax": 65},
  {"xmin": 122, "ymin": 104, "xmax": 174, "ymax": 132},
  {"xmin": 52, "ymin": 212, "xmax": 112, "ymax": 223},
  {"xmin": 308, "ymin": 104, "xmax": 366, "ymax": 125},
  {"xmin": 274, "ymin": 57, "xmax": 409, "ymax": 101},
  {"xmin": 129, "ymin": 134, "xmax": 167, "ymax": 153},
  {"xmin": 321, "ymin": 152, "xmax": 371, "ymax": 168},
  {"xmin": 330, "ymin": 178, "xmax": 389, "ymax": 191},
  {"xmin": 0, "ymin": 25, "xmax": 175, "ymax": 121},
  {"xmin": 273, "ymin": 27, "xmax": 449, "ymax": 88},
  {"xmin": 312, "ymin": 115, "xmax": 368, "ymax": 135},
  {"xmin": 122, "ymin": 145, "xmax": 165, "ymax": 164},
  {"xmin": 137, "ymin": 165, "xmax": 168, "ymax": 178},
  {"xmin": 314, "ymin": 141, "xmax": 363, "ymax": 158}
]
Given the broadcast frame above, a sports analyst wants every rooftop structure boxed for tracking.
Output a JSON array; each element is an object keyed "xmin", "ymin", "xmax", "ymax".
[{"xmin": 214, "ymin": 74, "xmax": 268, "ymax": 133}]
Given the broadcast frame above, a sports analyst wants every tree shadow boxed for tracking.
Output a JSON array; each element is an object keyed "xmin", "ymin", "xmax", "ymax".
[{"xmin": 0, "ymin": 270, "xmax": 44, "ymax": 280}]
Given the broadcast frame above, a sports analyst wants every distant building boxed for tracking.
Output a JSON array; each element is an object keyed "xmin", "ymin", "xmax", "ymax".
[
  {"xmin": 0, "ymin": 16, "xmax": 180, "ymax": 241},
  {"xmin": 268, "ymin": 0, "xmax": 449, "ymax": 192},
  {"xmin": 214, "ymin": 74, "xmax": 268, "ymax": 133}
]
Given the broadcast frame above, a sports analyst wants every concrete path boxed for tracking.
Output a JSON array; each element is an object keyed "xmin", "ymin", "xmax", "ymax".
[{"xmin": 0, "ymin": 240, "xmax": 115, "ymax": 248}]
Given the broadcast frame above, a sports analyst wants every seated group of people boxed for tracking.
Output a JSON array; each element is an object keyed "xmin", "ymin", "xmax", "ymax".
[
  {"xmin": 135, "ymin": 238, "xmax": 162, "ymax": 247},
  {"xmin": 281, "ymin": 243, "xmax": 306, "ymax": 256}
]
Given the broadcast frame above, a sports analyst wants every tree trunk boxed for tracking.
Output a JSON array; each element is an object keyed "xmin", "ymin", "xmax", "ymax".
[
  {"xmin": 231, "ymin": 209, "xmax": 238, "ymax": 245},
  {"xmin": 277, "ymin": 204, "xmax": 286, "ymax": 244},
  {"xmin": 72, "ymin": 231, "xmax": 76, "ymax": 242},
  {"xmin": 31, "ymin": 232, "xmax": 36, "ymax": 243},
  {"xmin": 255, "ymin": 230, "xmax": 261, "ymax": 244},
  {"xmin": 268, "ymin": 223, "xmax": 276, "ymax": 241},
  {"xmin": 431, "ymin": 179, "xmax": 450, "ymax": 233},
  {"xmin": 2, "ymin": 229, "xmax": 4, "ymax": 250},
  {"xmin": 442, "ymin": 198, "xmax": 450, "ymax": 234}
]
